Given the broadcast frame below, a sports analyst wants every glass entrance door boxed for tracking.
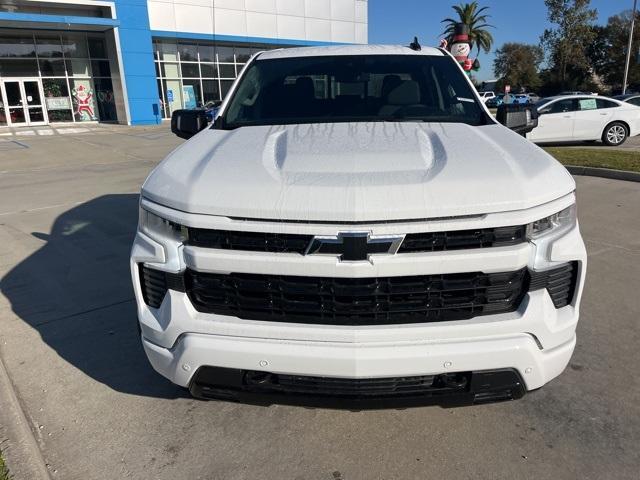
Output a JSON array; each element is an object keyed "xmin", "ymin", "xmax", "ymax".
[
  {"xmin": 23, "ymin": 80, "xmax": 47, "ymax": 124},
  {"xmin": 3, "ymin": 81, "xmax": 26, "ymax": 126},
  {"xmin": 0, "ymin": 79, "xmax": 48, "ymax": 126}
]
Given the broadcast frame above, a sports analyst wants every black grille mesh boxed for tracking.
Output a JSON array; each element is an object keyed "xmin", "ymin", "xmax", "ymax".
[
  {"xmin": 398, "ymin": 226, "xmax": 526, "ymax": 253},
  {"xmin": 139, "ymin": 266, "xmax": 184, "ymax": 309},
  {"xmin": 190, "ymin": 367, "xmax": 526, "ymax": 404},
  {"xmin": 529, "ymin": 262, "xmax": 578, "ymax": 308},
  {"xmin": 246, "ymin": 372, "xmax": 466, "ymax": 397},
  {"xmin": 186, "ymin": 225, "xmax": 526, "ymax": 254},
  {"xmin": 139, "ymin": 263, "xmax": 579, "ymax": 321},
  {"xmin": 139, "ymin": 266, "xmax": 167, "ymax": 308},
  {"xmin": 183, "ymin": 268, "xmax": 529, "ymax": 325},
  {"xmin": 188, "ymin": 228, "xmax": 312, "ymax": 253}
]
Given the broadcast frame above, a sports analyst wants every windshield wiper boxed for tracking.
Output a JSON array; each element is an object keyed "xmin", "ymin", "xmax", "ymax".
[{"xmin": 381, "ymin": 116, "xmax": 425, "ymax": 122}]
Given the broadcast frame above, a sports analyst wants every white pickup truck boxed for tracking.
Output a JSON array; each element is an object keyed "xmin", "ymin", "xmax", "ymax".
[{"xmin": 131, "ymin": 44, "xmax": 586, "ymax": 407}]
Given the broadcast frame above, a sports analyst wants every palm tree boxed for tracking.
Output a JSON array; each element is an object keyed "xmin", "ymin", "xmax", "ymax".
[{"xmin": 441, "ymin": 2, "xmax": 494, "ymax": 56}]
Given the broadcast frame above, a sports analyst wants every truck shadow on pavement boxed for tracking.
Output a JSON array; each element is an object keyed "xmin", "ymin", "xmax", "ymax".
[{"xmin": 0, "ymin": 194, "xmax": 186, "ymax": 399}]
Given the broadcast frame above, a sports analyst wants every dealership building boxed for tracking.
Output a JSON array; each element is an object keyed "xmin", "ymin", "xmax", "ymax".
[{"xmin": 0, "ymin": 0, "xmax": 368, "ymax": 127}]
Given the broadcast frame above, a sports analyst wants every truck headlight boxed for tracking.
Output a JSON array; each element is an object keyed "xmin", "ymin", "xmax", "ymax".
[
  {"xmin": 526, "ymin": 204, "xmax": 577, "ymax": 240},
  {"xmin": 139, "ymin": 207, "xmax": 187, "ymax": 243}
]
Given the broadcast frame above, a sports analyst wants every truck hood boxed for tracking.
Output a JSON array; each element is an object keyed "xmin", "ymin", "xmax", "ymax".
[{"xmin": 143, "ymin": 122, "xmax": 575, "ymax": 222}]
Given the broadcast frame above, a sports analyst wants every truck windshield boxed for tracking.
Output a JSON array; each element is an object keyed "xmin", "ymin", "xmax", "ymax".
[{"xmin": 220, "ymin": 55, "xmax": 486, "ymax": 129}]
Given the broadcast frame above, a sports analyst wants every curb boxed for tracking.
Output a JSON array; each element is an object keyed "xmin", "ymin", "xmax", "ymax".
[
  {"xmin": 565, "ymin": 165, "xmax": 640, "ymax": 182},
  {"xmin": 0, "ymin": 351, "xmax": 51, "ymax": 480}
]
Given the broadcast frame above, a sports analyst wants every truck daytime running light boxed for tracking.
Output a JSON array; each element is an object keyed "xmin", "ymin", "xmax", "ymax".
[
  {"xmin": 526, "ymin": 204, "xmax": 577, "ymax": 240},
  {"xmin": 139, "ymin": 208, "xmax": 188, "ymax": 243}
]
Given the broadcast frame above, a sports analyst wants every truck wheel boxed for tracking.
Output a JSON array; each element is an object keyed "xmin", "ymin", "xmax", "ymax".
[{"xmin": 602, "ymin": 122, "xmax": 628, "ymax": 146}]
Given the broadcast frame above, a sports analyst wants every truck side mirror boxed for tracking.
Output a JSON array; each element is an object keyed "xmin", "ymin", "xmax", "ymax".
[
  {"xmin": 171, "ymin": 109, "xmax": 209, "ymax": 140},
  {"xmin": 496, "ymin": 103, "xmax": 539, "ymax": 136}
]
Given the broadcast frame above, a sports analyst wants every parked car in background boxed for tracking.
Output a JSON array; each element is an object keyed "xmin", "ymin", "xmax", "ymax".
[
  {"xmin": 559, "ymin": 91, "xmax": 591, "ymax": 96},
  {"xmin": 524, "ymin": 93, "xmax": 540, "ymax": 103},
  {"xmin": 485, "ymin": 93, "xmax": 505, "ymax": 107},
  {"xmin": 613, "ymin": 93, "xmax": 640, "ymax": 107},
  {"xmin": 512, "ymin": 93, "xmax": 540, "ymax": 104},
  {"xmin": 527, "ymin": 95, "xmax": 640, "ymax": 145},
  {"xmin": 478, "ymin": 91, "xmax": 496, "ymax": 103}
]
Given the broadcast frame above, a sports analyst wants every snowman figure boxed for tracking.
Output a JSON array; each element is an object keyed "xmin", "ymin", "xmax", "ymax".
[{"xmin": 448, "ymin": 23, "xmax": 480, "ymax": 74}]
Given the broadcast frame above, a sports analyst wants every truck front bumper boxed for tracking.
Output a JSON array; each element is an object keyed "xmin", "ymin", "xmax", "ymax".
[
  {"xmin": 142, "ymin": 318, "xmax": 575, "ymax": 396},
  {"xmin": 131, "ymin": 195, "xmax": 587, "ymax": 405}
]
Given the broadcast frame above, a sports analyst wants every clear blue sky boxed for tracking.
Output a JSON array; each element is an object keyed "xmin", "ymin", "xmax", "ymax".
[{"xmin": 368, "ymin": 0, "xmax": 634, "ymax": 81}]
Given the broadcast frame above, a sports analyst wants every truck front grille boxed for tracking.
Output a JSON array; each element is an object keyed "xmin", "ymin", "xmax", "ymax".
[
  {"xmin": 183, "ymin": 268, "xmax": 529, "ymax": 325},
  {"xmin": 186, "ymin": 225, "xmax": 526, "ymax": 254},
  {"xmin": 188, "ymin": 228, "xmax": 312, "ymax": 253},
  {"xmin": 140, "ymin": 262, "xmax": 578, "ymax": 321},
  {"xmin": 398, "ymin": 225, "xmax": 525, "ymax": 253}
]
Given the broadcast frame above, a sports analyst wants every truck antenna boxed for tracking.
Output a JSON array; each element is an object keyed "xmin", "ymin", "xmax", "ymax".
[{"xmin": 409, "ymin": 36, "xmax": 421, "ymax": 51}]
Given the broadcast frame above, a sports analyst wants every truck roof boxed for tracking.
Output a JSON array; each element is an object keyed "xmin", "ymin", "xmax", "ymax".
[{"xmin": 257, "ymin": 44, "xmax": 445, "ymax": 60}]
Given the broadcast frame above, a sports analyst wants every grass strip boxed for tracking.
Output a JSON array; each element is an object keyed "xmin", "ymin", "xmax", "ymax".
[
  {"xmin": 0, "ymin": 450, "xmax": 10, "ymax": 480},
  {"xmin": 543, "ymin": 147, "xmax": 640, "ymax": 173}
]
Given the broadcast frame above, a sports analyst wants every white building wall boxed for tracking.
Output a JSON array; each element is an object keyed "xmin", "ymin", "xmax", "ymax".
[{"xmin": 147, "ymin": 0, "xmax": 368, "ymax": 44}]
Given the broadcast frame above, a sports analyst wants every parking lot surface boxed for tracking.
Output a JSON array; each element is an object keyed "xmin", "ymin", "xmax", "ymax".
[{"xmin": 0, "ymin": 126, "xmax": 639, "ymax": 480}]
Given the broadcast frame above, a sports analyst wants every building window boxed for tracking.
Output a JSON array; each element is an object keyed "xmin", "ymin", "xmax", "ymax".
[
  {"xmin": 0, "ymin": 59, "xmax": 38, "ymax": 76},
  {"xmin": 153, "ymin": 38, "xmax": 283, "ymax": 119},
  {"xmin": 0, "ymin": 33, "xmax": 37, "ymax": 58},
  {"xmin": 42, "ymin": 78, "xmax": 72, "ymax": 122},
  {"xmin": 0, "ymin": 29, "xmax": 115, "ymax": 124}
]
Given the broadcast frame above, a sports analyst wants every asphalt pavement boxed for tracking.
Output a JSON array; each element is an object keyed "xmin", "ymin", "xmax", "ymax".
[{"xmin": 0, "ymin": 125, "xmax": 638, "ymax": 480}]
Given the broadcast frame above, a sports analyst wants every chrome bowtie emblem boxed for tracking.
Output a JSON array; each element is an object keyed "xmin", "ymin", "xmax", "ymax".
[{"xmin": 305, "ymin": 232, "xmax": 405, "ymax": 262}]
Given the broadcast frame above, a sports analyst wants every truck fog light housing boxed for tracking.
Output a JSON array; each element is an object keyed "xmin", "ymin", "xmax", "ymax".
[
  {"xmin": 139, "ymin": 207, "xmax": 188, "ymax": 243},
  {"xmin": 526, "ymin": 203, "xmax": 576, "ymax": 240}
]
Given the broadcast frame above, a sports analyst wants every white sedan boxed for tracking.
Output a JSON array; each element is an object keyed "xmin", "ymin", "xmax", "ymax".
[{"xmin": 527, "ymin": 95, "xmax": 640, "ymax": 146}]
